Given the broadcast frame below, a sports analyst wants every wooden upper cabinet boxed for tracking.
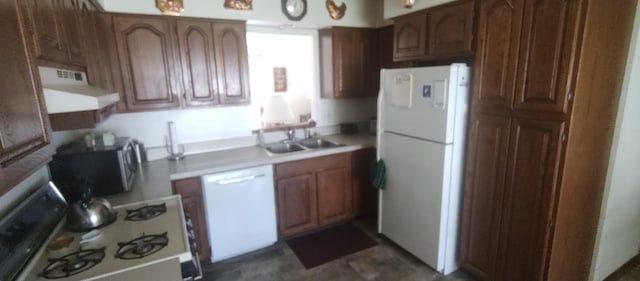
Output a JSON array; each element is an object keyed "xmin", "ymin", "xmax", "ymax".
[
  {"xmin": 26, "ymin": 0, "xmax": 68, "ymax": 63},
  {"xmin": 427, "ymin": 0, "xmax": 474, "ymax": 57},
  {"xmin": 59, "ymin": 0, "xmax": 85, "ymax": 66},
  {"xmin": 213, "ymin": 22, "xmax": 250, "ymax": 105},
  {"xmin": 320, "ymin": 27, "xmax": 377, "ymax": 99},
  {"xmin": 1, "ymin": 0, "xmax": 53, "ymax": 195},
  {"xmin": 513, "ymin": 0, "xmax": 578, "ymax": 114},
  {"xmin": 393, "ymin": 12, "xmax": 427, "ymax": 61},
  {"xmin": 114, "ymin": 16, "xmax": 181, "ymax": 111},
  {"xmin": 472, "ymin": 0, "xmax": 524, "ymax": 113},
  {"xmin": 392, "ymin": 0, "xmax": 475, "ymax": 62},
  {"xmin": 176, "ymin": 20, "xmax": 220, "ymax": 107}
]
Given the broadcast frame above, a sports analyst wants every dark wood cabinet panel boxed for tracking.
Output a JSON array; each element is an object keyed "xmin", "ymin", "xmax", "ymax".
[
  {"xmin": 513, "ymin": 0, "xmax": 579, "ymax": 113},
  {"xmin": 176, "ymin": 20, "xmax": 220, "ymax": 107},
  {"xmin": 213, "ymin": 22, "xmax": 249, "ymax": 105},
  {"xmin": 498, "ymin": 119, "xmax": 563, "ymax": 281},
  {"xmin": 0, "ymin": 0, "xmax": 54, "ymax": 195},
  {"xmin": 320, "ymin": 27, "xmax": 377, "ymax": 98},
  {"xmin": 427, "ymin": 0, "xmax": 474, "ymax": 58},
  {"xmin": 459, "ymin": 115, "xmax": 511, "ymax": 281},
  {"xmin": 59, "ymin": 0, "xmax": 85, "ymax": 66},
  {"xmin": 114, "ymin": 16, "xmax": 181, "ymax": 111},
  {"xmin": 472, "ymin": 0, "xmax": 523, "ymax": 113},
  {"xmin": 276, "ymin": 174, "xmax": 318, "ymax": 237},
  {"xmin": 351, "ymin": 148, "xmax": 377, "ymax": 217},
  {"xmin": 393, "ymin": 12, "xmax": 427, "ymax": 61},
  {"xmin": 26, "ymin": 0, "xmax": 68, "ymax": 63},
  {"xmin": 317, "ymin": 168, "xmax": 351, "ymax": 225},
  {"xmin": 172, "ymin": 177, "xmax": 211, "ymax": 261},
  {"xmin": 274, "ymin": 152, "xmax": 354, "ymax": 237}
]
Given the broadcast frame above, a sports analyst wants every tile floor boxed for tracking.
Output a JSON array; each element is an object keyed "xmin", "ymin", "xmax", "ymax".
[
  {"xmin": 200, "ymin": 217, "xmax": 640, "ymax": 281},
  {"xmin": 200, "ymin": 218, "xmax": 477, "ymax": 281}
]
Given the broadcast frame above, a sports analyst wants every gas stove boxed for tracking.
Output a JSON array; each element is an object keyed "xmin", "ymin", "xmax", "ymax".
[{"xmin": 1, "ymin": 183, "xmax": 200, "ymax": 281}]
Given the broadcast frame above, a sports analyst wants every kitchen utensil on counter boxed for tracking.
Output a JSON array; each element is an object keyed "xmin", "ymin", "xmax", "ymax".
[{"xmin": 66, "ymin": 180, "xmax": 117, "ymax": 232}]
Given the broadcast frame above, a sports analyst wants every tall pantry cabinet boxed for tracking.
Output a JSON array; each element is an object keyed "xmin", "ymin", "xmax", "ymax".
[{"xmin": 458, "ymin": 0, "xmax": 638, "ymax": 280}]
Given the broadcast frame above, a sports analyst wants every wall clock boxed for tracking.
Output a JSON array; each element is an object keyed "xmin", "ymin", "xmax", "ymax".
[{"xmin": 281, "ymin": 0, "xmax": 307, "ymax": 21}]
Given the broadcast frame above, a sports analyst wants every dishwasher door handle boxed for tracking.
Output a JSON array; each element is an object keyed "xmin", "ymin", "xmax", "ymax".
[{"xmin": 214, "ymin": 174, "xmax": 265, "ymax": 185}]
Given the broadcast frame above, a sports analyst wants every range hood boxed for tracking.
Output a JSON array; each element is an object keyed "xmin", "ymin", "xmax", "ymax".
[{"xmin": 38, "ymin": 66, "xmax": 119, "ymax": 114}]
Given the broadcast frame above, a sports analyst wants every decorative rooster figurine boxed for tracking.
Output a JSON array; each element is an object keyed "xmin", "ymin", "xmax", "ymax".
[{"xmin": 326, "ymin": 0, "xmax": 346, "ymax": 20}]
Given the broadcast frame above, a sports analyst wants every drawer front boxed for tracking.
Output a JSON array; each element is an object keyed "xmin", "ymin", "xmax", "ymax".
[{"xmin": 275, "ymin": 153, "xmax": 348, "ymax": 178}]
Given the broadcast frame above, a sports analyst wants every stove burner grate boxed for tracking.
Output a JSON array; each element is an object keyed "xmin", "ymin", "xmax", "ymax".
[
  {"xmin": 124, "ymin": 203, "xmax": 167, "ymax": 221},
  {"xmin": 115, "ymin": 232, "xmax": 169, "ymax": 260},
  {"xmin": 41, "ymin": 247, "xmax": 106, "ymax": 279}
]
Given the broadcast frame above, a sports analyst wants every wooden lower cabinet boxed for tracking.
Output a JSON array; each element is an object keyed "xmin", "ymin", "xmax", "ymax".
[
  {"xmin": 275, "ymin": 174, "xmax": 318, "ymax": 237},
  {"xmin": 274, "ymin": 152, "xmax": 353, "ymax": 237},
  {"xmin": 172, "ymin": 177, "xmax": 211, "ymax": 261},
  {"xmin": 351, "ymin": 147, "xmax": 377, "ymax": 217}
]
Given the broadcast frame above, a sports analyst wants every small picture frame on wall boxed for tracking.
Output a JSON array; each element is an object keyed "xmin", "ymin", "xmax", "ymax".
[{"xmin": 273, "ymin": 67, "xmax": 287, "ymax": 92}]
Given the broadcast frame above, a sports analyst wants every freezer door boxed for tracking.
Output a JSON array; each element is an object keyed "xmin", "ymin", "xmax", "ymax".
[
  {"xmin": 378, "ymin": 65, "xmax": 469, "ymax": 144},
  {"xmin": 378, "ymin": 132, "xmax": 453, "ymax": 272}
]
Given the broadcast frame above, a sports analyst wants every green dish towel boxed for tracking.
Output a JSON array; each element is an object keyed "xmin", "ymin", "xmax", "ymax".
[{"xmin": 372, "ymin": 159, "xmax": 386, "ymax": 190}]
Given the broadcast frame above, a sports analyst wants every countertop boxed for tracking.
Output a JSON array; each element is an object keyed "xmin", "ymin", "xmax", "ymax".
[{"xmin": 107, "ymin": 133, "xmax": 376, "ymax": 206}]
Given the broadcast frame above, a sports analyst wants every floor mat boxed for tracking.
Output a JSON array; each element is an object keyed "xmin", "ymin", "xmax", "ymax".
[{"xmin": 286, "ymin": 223, "xmax": 378, "ymax": 269}]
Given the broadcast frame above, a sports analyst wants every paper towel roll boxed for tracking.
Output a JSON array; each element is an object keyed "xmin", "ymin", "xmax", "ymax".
[{"xmin": 168, "ymin": 121, "xmax": 180, "ymax": 154}]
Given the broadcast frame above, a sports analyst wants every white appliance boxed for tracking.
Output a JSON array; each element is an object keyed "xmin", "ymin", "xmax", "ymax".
[
  {"xmin": 377, "ymin": 64, "xmax": 470, "ymax": 274},
  {"xmin": 38, "ymin": 66, "xmax": 119, "ymax": 114},
  {"xmin": 202, "ymin": 165, "xmax": 277, "ymax": 262}
]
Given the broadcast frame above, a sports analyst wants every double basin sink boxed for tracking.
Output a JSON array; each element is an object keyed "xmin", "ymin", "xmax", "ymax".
[{"xmin": 264, "ymin": 138, "xmax": 344, "ymax": 156}]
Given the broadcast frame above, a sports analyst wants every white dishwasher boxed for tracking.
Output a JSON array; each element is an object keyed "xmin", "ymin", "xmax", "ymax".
[{"xmin": 202, "ymin": 164, "xmax": 277, "ymax": 263}]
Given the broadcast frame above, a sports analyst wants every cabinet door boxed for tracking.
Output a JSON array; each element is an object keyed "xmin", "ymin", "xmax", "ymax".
[
  {"xmin": 177, "ymin": 20, "xmax": 220, "ymax": 107},
  {"xmin": 472, "ymin": 0, "xmax": 524, "ymax": 113},
  {"xmin": 59, "ymin": 0, "xmax": 85, "ymax": 66},
  {"xmin": 276, "ymin": 174, "xmax": 318, "ymax": 237},
  {"xmin": 393, "ymin": 12, "xmax": 427, "ymax": 61},
  {"xmin": 331, "ymin": 27, "xmax": 377, "ymax": 98},
  {"xmin": 114, "ymin": 16, "xmax": 181, "ymax": 111},
  {"xmin": 0, "ymin": 0, "xmax": 53, "ymax": 194},
  {"xmin": 172, "ymin": 178, "xmax": 211, "ymax": 261},
  {"xmin": 26, "ymin": 0, "xmax": 68, "ymax": 63},
  {"xmin": 426, "ymin": 0, "xmax": 474, "ymax": 57},
  {"xmin": 498, "ymin": 118, "xmax": 564, "ymax": 281},
  {"xmin": 317, "ymin": 167, "xmax": 352, "ymax": 225},
  {"xmin": 351, "ymin": 148, "xmax": 377, "ymax": 217},
  {"xmin": 459, "ymin": 114, "xmax": 511, "ymax": 281},
  {"xmin": 513, "ymin": 0, "xmax": 578, "ymax": 113},
  {"xmin": 212, "ymin": 22, "xmax": 249, "ymax": 105}
]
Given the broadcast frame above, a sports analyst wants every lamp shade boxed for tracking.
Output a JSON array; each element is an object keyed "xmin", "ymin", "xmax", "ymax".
[{"xmin": 262, "ymin": 94, "xmax": 295, "ymax": 125}]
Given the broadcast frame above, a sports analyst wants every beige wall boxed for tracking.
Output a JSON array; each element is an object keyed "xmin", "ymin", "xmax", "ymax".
[
  {"xmin": 104, "ymin": 0, "xmax": 383, "ymax": 28},
  {"xmin": 591, "ymin": 2, "xmax": 640, "ymax": 280},
  {"xmin": 383, "ymin": 0, "xmax": 453, "ymax": 19}
]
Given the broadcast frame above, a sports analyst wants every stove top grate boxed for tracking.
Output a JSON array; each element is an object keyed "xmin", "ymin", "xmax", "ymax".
[
  {"xmin": 124, "ymin": 203, "xmax": 167, "ymax": 221},
  {"xmin": 41, "ymin": 247, "xmax": 106, "ymax": 279},
  {"xmin": 115, "ymin": 232, "xmax": 169, "ymax": 260}
]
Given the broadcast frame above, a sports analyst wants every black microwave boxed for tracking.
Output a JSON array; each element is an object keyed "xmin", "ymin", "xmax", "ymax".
[{"xmin": 49, "ymin": 137, "xmax": 138, "ymax": 200}]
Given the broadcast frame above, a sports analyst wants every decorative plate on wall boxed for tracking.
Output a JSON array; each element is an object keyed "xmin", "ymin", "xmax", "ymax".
[
  {"xmin": 282, "ymin": 0, "xmax": 307, "ymax": 21},
  {"xmin": 224, "ymin": 0, "xmax": 252, "ymax": 10}
]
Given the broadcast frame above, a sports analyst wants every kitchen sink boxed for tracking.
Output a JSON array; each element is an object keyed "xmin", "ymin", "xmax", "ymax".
[
  {"xmin": 263, "ymin": 138, "xmax": 344, "ymax": 156},
  {"xmin": 264, "ymin": 143, "xmax": 306, "ymax": 155},
  {"xmin": 299, "ymin": 138, "xmax": 344, "ymax": 149}
]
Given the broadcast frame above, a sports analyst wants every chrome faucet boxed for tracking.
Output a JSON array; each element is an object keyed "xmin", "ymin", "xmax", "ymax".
[{"xmin": 284, "ymin": 129, "xmax": 296, "ymax": 142}]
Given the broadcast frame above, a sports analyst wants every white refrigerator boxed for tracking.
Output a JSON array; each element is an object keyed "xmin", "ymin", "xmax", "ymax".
[{"xmin": 377, "ymin": 64, "xmax": 470, "ymax": 275}]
